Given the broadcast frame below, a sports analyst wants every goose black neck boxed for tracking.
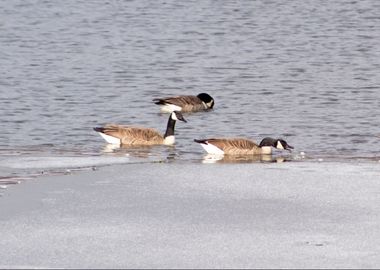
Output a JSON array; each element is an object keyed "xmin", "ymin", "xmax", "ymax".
[{"xmin": 164, "ymin": 117, "xmax": 176, "ymax": 138}]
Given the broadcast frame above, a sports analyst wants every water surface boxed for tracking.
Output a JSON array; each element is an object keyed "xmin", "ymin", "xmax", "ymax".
[{"xmin": 1, "ymin": 0, "xmax": 379, "ymax": 182}]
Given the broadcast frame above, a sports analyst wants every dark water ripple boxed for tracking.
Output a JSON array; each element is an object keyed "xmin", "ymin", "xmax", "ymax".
[{"xmin": 0, "ymin": 0, "xmax": 379, "ymax": 177}]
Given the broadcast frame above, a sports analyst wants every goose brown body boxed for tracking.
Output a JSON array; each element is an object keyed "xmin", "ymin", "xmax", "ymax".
[
  {"xmin": 195, "ymin": 138, "xmax": 266, "ymax": 155},
  {"xmin": 94, "ymin": 111, "xmax": 187, "ymax": 146},
  {"xmin": 94, "ymin": 125, "xmax": 165, "ymax": 145}
]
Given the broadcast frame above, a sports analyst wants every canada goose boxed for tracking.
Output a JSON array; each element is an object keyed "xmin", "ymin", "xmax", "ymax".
[
  {"xmin": 194, "ymin": 137, "xmax": 293, "ymax": 155},
  {"xmin": 153, "ymin": 93, "xmax": 215, "ymax": 113},
  {"xmin": 94, "ymin": 111, "xmax": 187, "ymax": 146}
]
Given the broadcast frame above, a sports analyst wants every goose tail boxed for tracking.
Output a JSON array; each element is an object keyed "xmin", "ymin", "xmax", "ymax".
[
  {"xmin": 93, "ymin": 127, "xmax": 121, "ymax": 144},
  {"xmin": 194, "ymin": 139, "xmax": 208, "ymax": 145},
  {"xmin": 153, "ymin": 98, "xmax": 166, "ymax": 105},
  {"xmin": 93, "ymin": 127, "xmax": 105, "ymax": 133}
]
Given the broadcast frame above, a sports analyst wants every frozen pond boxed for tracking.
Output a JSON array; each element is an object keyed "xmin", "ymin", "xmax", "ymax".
[{"xmin": 0, "ymin": 0, "xmax": 380, "ymax": 183}]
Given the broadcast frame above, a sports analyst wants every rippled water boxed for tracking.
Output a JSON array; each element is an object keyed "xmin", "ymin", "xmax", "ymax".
[{"xmin": 1, "ymin": 0, "xmax": 380, "ymax": 181}]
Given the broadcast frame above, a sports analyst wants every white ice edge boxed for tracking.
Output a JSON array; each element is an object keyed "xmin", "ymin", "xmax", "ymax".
[{"xmin": 0, "ymin": 156, "xmax": 135, "ymax": 170}]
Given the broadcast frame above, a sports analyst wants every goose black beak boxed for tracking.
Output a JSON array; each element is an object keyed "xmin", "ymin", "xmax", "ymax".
[
  {"xmin": 178, "ymin": 116, "xmax": 187, "ymax": 123},
  {"xmin": 285, "ymin": 144, "xmax": 294, "ymax": 152},
  {"xmin": 173, "ymin": 111, "xmax": 187, "ymax": 123}
]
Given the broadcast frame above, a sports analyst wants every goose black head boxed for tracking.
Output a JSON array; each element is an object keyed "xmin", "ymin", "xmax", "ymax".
[
  {"xmin": 197, "ymin": 93, "xmax": 215, "ymax": 109},
  {"xmin": 259, "ymin": 137, "xmax": 294, "ymax": 152}
]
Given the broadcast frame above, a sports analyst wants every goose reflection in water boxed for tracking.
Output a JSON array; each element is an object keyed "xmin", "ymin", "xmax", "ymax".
[
  {"xmin": 101, "ymin": 144, "xmax": 177, "ymax": 160},
  {"xmin": 201, "ymin": 154, "xmax": 290, "ymax": 164}
]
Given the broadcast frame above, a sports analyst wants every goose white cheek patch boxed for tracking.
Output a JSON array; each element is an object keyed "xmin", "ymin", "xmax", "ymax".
[
  {"xmin": 276, "ymin": 141, "xmax": 284, "ymax": 150},
  {"xmin": 206, "ymin": 101, "xmax": 214, "ymax": 107},
  {"xmin": 171, "ymin": 112, "xmax": 178, "ymax": 121}
]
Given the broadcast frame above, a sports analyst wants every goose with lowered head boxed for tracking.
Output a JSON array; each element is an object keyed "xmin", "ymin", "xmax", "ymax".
[
  {"xmin": 153, "ymin": 93, "xmax": 214, "ymax": 113},
  {"xmin": 194, "ymin": 137, "xmax": 293, "ymax": 155}
]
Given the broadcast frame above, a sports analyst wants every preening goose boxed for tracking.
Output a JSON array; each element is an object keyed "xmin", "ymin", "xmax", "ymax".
[
  {"xmin": 94, "ymin": 111, "xmax": 187, "ymax": 146},
  {"xmin": 153, "ymin": 93, "xmax": 214, "ymax": 113},
  {"xmin": 194, "ymin": 137, "xmax": 293, "ymax": 155}
]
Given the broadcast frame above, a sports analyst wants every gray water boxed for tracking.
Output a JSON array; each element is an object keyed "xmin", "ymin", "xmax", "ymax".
[{"xmin": 1, "ymin": 0, "xmax": 380, "ymax": 180}]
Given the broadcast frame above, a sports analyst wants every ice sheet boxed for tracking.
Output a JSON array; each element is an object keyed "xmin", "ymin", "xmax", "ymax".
[{"xmin": 0, "ymin": 162, "xmax": 379, "ymax": 268}]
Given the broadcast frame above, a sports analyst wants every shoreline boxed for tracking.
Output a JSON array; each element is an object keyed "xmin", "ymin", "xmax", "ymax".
[{"xmin": 1, "ymin": 161, "xmax": 380, "ymax": 268}]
